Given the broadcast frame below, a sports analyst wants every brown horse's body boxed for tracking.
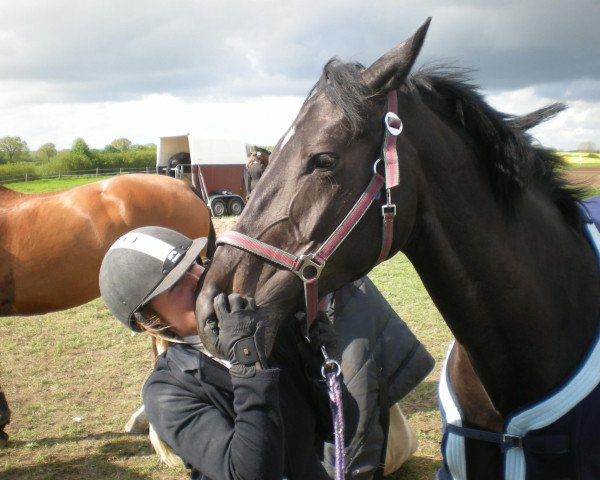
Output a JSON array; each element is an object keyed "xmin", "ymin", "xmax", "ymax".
[
  {"xmin": 0, "ymin": 174, "xmax": 213, "ymax": 315},
  {"xmin": 197, "ymin": 20, "xmax": 600, "ymax": 478},
  {"xmin": 0, "ymin": 173, "xmax": 214, "ymax": 446}
]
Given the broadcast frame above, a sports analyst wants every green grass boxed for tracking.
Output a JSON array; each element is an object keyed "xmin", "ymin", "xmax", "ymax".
[
  {"xmin": 0, "ymin": 253, "xmax": 445, "ymax": 480},
  {"xmin": 4, "ymin": 175, "xmax": 113, "ymax": 193}
]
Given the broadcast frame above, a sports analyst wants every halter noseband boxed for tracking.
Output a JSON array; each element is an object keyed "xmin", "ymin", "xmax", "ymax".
[{"xmin": 216, "ymin": 91, "xmax": 403, "ymax": 330}]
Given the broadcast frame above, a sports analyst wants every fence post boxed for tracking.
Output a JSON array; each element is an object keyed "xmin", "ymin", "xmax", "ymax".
[
  {"xmin": 58, "ymin": 172, "xmax": 61, "ymax": 179},
  {"xmin": 96, "ymin": 168, "xmax": 99, "ymax": 176},
  {"xmin": 120, "ymin": 168, "xmax": 122, "ymax": 174},
  {"xmin": 25, "ymin": 173, "xmax": 28, "ymax": 182}
]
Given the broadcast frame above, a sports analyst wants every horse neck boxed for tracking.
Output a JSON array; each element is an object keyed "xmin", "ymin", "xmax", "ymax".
[{"xmin": 405, "ymin": 175, "xmax": 600, "ymax": 414}]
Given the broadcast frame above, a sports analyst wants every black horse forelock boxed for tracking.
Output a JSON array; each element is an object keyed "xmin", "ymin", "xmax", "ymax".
[{"xmin": 307, "ymin": 58, "xmax": 376, "ymax": 138}]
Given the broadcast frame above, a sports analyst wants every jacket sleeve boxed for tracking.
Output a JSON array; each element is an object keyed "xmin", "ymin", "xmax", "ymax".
[{"xmin": 143, "ymin": 366, "xmax": 284, "ymax": 480}]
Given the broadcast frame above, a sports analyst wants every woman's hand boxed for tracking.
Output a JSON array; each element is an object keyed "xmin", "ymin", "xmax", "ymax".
[{"xmin": 207, "ymin": 293, "xmax": 269, "ymax": 377}]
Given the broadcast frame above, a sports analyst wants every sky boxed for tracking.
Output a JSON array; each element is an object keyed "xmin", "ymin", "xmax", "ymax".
[{"xmin": 0, "ymin": 0, "xmax": 599, "ymax": 151}]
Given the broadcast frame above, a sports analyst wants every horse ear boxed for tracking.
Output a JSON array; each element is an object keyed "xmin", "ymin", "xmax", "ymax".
[{"xmin": 362, "ymin": 17, "xmax": 431, "ymax": 94}]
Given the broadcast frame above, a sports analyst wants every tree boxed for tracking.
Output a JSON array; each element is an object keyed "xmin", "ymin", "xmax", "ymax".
[
  {"xmin": 110, "ymin": 137, "xmax": 132, "ymax": 152},
  {"xmin": 71, "ymin": 137, "xmax": 91, "ymax": 157},
  {"xmin": 37, "ymin": 142, "xmax": 57, "ymax": 162},
  {"xmin": 0, "ymin": 136, "xmax": 29, "ymax": 163},
  {"xmin": 578, "ymin": 141, "xmax": 597, "ymax": 153}
]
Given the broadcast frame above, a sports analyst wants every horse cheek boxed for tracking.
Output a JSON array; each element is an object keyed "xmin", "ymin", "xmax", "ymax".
[{"xmin": 288, "ymin": 180, "xmax": 338, "ymax": 242}]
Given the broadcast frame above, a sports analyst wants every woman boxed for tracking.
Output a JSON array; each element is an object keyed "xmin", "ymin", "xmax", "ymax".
[
  {"xmin": 244, "ymin": 147, "xmax": 270, "ymax": 198},
  {"xmin": 100, "ymin": 226, "xmax": 356, "ymax": 480},
  {"xmin": 100, "ymin": 226, "xmax": 433, "ymax": 479}
]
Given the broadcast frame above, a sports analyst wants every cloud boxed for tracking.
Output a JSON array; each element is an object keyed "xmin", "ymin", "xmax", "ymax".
[
  {"xmin": 3, "ymin": 0, "xmax": 598, "ymax": 101},
  {"xmin": 486, "ymin": 87, "xmax": 600, "ymax": 150},
  {"xmin": 0, "ymin": 93, "xmax": 303, "ymax": 150},
  {"xmin": 0, "ymin": 0, "xmax": 598, "ymax": 150}
]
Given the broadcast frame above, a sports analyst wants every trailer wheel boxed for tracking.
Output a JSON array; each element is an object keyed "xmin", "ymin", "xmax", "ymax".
[
  {"xmin": 211, "ymin": 199, "xmax": 227, "ymax": 217},
  {"xmin": 228, "ymin": 198, "xmax": 244, "ymax": 216}
]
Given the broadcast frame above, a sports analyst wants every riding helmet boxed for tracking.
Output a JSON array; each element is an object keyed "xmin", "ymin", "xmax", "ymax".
[{"xmin": 99, "ymin": 226, "xmax": 207, "ymax": 330}]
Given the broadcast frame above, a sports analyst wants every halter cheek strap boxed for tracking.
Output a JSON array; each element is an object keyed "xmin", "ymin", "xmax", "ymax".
[
  {"xmin": 378, "ymin": 91, "xmax": 402, "ymax": 263},
  {"xmin": 216, "ymin": 91, "xmax": 402, "ymax": 329}
]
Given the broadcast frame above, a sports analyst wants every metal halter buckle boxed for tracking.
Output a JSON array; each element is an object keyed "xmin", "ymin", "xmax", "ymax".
[
  {"xmin": 297, "ymin": 254, "xmax": 324, "ymax": 281},
  {"xmin": 384, "ymin": 111, "xmax": 403, "ymax": 136},
  {"xmin": 381, "ymin": 203, "xmax": 396, "ymax": 216},
  {"xmin": 381, "ymin": 189, "xmax": 396, "ymax": 215}
]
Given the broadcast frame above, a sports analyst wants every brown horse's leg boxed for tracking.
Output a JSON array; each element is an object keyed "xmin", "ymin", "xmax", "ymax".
[{"xmin": 0, "ymin": 386, "xmax": 10, "ymax": 448}]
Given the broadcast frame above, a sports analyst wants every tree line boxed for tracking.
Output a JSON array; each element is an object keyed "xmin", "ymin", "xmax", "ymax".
[{"xmin": 0, "ymin": 136, "xmax": 156, "ymax": 180}]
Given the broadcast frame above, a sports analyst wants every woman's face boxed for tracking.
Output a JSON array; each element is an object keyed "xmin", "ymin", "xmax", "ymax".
[{"xmin": 150, "ymin": 262, "xmax": 205, "ymax": 336}]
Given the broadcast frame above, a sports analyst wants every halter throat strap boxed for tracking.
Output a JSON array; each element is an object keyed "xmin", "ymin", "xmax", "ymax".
[{"xmin": 216, "ymin": 91, "xmax": 402, "ymax": 328}]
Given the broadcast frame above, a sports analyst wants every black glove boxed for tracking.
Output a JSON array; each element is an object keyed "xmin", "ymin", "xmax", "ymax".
[
  {"xmin": 206, "ymin": 293, "xmax": 269, "ymax": 378},
  {"xmin": 296, "ymin": 311, "xmax": 339, "ymax": 380}
]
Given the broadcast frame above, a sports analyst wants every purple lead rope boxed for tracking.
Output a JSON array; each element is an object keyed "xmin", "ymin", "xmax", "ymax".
[{"xmin": 321, "ymin": 347, "xmax": 345, "ymax": 480}]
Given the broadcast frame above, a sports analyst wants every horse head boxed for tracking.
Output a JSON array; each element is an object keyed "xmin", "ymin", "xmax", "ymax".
[{"xmin": 196, "ymin": 19, "xmax": 432, "ymax": 354}]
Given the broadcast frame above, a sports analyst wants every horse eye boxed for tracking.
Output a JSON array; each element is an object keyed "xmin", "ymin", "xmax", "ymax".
[{"xmin": 310, "ymin": 153, "xmax": 338, "ymax": 171}]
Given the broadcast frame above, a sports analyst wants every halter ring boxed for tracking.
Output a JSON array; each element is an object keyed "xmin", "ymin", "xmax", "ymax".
[
  {"xmin": 296, "ymin": 254, "xmax": 324, "ymax": 281},
  {"xmin": 373, "ymin": 158, "xmax": 382, "ymax": 175},
  {"xmin": 321, "ymin": 358, "xmax": 342, "ymax": 379},
  {"xmin": 384, "ymin": 112, "xmax": 403, "ymax": 136}
]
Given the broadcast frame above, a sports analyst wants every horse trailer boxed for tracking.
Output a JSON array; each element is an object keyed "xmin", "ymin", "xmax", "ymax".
[{"xmin": 157, "ymin": 135, "xmax": 250, "ymax": 216}]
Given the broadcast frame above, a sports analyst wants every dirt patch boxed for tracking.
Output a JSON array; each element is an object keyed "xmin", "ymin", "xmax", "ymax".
[
  {"xmin": 212, "ymin": 216, "xmax": 237, "ymax": 237},
  {"xmin": 566, "ymin": 168, "xmax": 600, "ymax": 188}
]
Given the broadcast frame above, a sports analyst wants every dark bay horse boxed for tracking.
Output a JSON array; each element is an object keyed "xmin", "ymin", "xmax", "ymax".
[
  {"xmin": 0, "ymin": 173, "xmax": 215, "ymax": 446},
  {"xmin": 197, "ymin": 19, "xmax": 600, "ymax": 479}
]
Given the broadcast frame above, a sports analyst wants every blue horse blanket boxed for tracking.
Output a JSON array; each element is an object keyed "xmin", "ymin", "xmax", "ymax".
[
  {"xmin": 585, "ymin": 194, "xmax": 600, "ymax": 231},
  {"xmin": 437, "ymin": 196, "xmax": 600, "ymax": 480}
]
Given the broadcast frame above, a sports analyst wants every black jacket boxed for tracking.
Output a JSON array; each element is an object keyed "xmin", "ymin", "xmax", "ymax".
[{"xmin": 143, "ymin": 324, "xmax": 357, "ymax": 480}]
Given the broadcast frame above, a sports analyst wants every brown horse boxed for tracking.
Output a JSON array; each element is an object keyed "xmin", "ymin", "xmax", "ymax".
[
  {"xmin": 0, "ymin": 174, "xmax": 214, "ymax": 315},
  {"xmin": 0, "ymin": 173, "xmax": 215, "ymax": 446},
  {"xmin": 197, "ymin": 19, "xmax": 600, "ymax": 479}
]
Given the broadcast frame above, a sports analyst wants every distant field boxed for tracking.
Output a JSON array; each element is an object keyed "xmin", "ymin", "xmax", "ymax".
[
  {"xmin": 560, "ymin": 151, "xmax": 600, "ymax": 168},
  {"xmin": 4, "ymin": 175, "xmax": 113, "ymax": 193}
]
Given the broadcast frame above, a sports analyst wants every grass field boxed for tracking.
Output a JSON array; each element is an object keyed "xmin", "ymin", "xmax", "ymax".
[
  {"xmin": 0, "ymin": 221, "xmax": 446, "ymax": 480},
  {"xmin": 1, "ymin": 169, "xmax": 599, "ymax": 479},
  {"xmin": 560, "ymin": 151, "xmax": 600, "ymax": 168},
  {"xmin": 3, "ymin": 175, "xmax": 114, "ymax": 193}
]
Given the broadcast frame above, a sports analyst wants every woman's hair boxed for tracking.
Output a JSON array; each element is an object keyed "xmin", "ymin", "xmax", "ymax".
[
  {"xmin": 133, "ymin": 306, "xmax": 183, "ymax": 466},
  {"xmin": 133, "ymin": 305, "xmax": 179, "ymax": 340}
]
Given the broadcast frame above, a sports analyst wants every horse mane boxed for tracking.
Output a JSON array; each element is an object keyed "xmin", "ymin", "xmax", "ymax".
[
  {"xmin": 409, "ymin": 68, "xmax": 586, "ymax": 225},
  {"xmin": 311, "ymin": 59, "xmax": 585, "ymax": 227}
]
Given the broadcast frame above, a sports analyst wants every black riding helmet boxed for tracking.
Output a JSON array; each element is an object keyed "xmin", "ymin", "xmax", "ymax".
[{"xmin": 99, "ymin": 226, "xmax": 207, "ymax": 331}]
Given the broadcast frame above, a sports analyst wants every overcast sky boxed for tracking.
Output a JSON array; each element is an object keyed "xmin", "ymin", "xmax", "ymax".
[{"xmin": 1, "ymin": 0, "xmax": 598, "ymax": 151}]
